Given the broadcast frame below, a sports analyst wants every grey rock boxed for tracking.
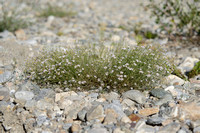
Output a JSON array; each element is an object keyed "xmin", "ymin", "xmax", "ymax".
[
  {"xmin": 15, "ymin": 91, "xmax": 34, "ymax": 101},
  {"xmin": 0, "ymin": 101, "xmax": 10, "ymax": 111},
  {"xmin": 36, "ymin": 99, "xmax": 54, "ymax": 110},
  {"xmin": 178, "ymin": 57, "xmax": 199, "ymax": 73},
  {"xmin": 155, "ymin": 94, "xmax": 174, "ymax": 106},
  {"xmin": 34, "ymin": 88, "xmax": 55, "ymax": 101},
  {"xmin": 191, "ymin": 120, "xmax": 200, "ymax": 128},
  {"xmin": 0, "ymin": 30, "xmax": 15, "ymax": 39},
  {"xmin": 146, "ymin": 116, "xmax": 164, "ymax": 126},
  {"xmin": 42, "ymin": 131, "xmax": 52, "ymax": 133},
  {"xmin": 89, "ymin": 93, "xmax": 99, "ymax": 99},
  {"xmin": 178, "ymin": 128, "xmax": 192, "ymax": 133},
  {"xmin": 25, "ymin": 100, "xmax": 36, "ymax": 110},
  {"xmin": 63, "ymin": 123, "xmax": 72, "ymax": 130},
  {"xmin": 136, "ymin": 127, "xmax": 156, "ymax": 133},
  {"xmin": 78, "ymin": 107, "xmax": 88, "ymax": 121},
  {"xmin": 88, "ymin": 127, "xmax": 109, "ymax": 133},
  {"xmin": 134, "ymin": 120, "xmax": 148, "ymax": 131},
  {"xmin": 0, "ymin": 87, "xmax": 10, "ymax": 101},
  {"xmin": 164, "ymin": 75, "xmax": 185, "ymax": 86},
  {"xmin": 36, "ymin": 115, "xmax": 48, "ymax": 127},
  {"xmin": 194, "ymin": 126, "xmax": 200, "ymax": 133},
  {"xmin": 158, "ymin": 122, "xmax": 181, "ymax": 133},
  {"xmin": 150, "ymin": 89, "xmax": 169, "ymax": 99},
  {"xmin": 101, "ymin": 91, "xmax": 119, "ymax": 102},
  {"xmin": 86, "ymin": 105, "xmax": 105, "ymax": 122},
  {"xmin": 122, "ymin": 90, "xmax": 146, "ymax": 104},
  {"xmin": 104, "ymin": 102, "xmax": 126, "ymax": 119},
  {"xmin": 19, "ymin": 81, "xmax": 40, "ymax": 91},
  {"xmin": 158, "ymin": 103, "xmax": 173, "ymax": 118},
  {"xmin": 0, "ymin": 71, "xmax": 13, "ymax": 84}
]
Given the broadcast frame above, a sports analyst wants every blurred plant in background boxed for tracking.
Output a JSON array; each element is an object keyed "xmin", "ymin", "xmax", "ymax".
[
  {"xmin": 39, "ymin": 3, "xmax": 76, "ymax": 18},
  {"xmin": 0, "ymin": 0, "xmax": 34, "ymax": 32},
  {"xmin": 148, "ymin": 0, "xmax": 200, "ymax": 36}
]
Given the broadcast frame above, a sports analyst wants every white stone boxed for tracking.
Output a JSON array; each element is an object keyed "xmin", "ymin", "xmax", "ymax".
[
  {"xmin": 121, "ymin": 116, "xmax": 131, "ymax": 123},
  {"xmin": 55, "ymin": 91, "xmax": 77, "ymax": 102},
  {"xmin": 178, "ymin": 57, "xmax": 199, "ymax": 73},
  {"xmin": 15, "ymin": 91, "xmax": 34, "ymax": 101},
  {"xmin": 165, "ymin": 86, "xmax": 178, "ymax": 96},
  {"xmin": 113, "ymin": 128, "xmax": 125, "ymax": 133},
  {"xmin": 111, "ymin": 35, "xmax": 120, "ymax": 42},
  {"xmin": 164, "ymin": 75, "xmax": 185, "ymax": 86}
]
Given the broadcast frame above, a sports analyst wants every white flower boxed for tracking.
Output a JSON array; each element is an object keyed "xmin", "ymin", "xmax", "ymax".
[
  {"xmin": 139, "ymin": 71, "xmax": 144, "ymax": 74},
  {"xmin": 146, "ymin": 74, "xmax": 151, "ymax": 77}
]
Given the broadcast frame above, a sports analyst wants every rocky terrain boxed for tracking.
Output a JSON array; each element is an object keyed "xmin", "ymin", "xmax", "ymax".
[{"xmin": 0, "ymin": 0, "xmax": 200, "ymax": 133}]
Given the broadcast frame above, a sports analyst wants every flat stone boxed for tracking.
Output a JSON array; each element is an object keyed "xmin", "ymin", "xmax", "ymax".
[
  {"xmin": 36, "ymin": 115, "xmax": 48, "ymax": 127},
  {"xmin": 19, "ymin": 81, "xmax": 40, "ymax": 92},
  {"xmin": 194, "ymin": 127, "xmax": 200, "ymax": 133},
  {"xmin": 86, "ymin": 105, "xmax": 105, "ymax": 122},
  {"xmin": 57, "ymin": 99, "xmax": 73, "ymax": 110},
  {"xmin": 0, "ymin": 30, "xmax": 15, "ymax": 39},
  {"xmin": 178, "ymin": 57, "xmax": 199, "ymax": 73},
  {"xmin": 191, "ymin": 120, "xmax": 200, "ymax": 128},
  {"xmin": 164, "ymin": 75, "xmax": 185, "ymax": 86},
  {"xmin": 0, "ymin": 87, "xmax": 10, "ymax": 101},
  {"xmin": 36, "ymin": 99, "xmax": 54, "ymax": 111},
  {"xmin": 178, "ymin": 101, "xmax": 200, "ymax": 121},
  {"xmin": 25, "ymin": 100, "xmax": 36, "ymax": 110},
  {"xmin": 122, "ymin": 90, "xmax": 146, "ymax": 104},
  {"xmin": 78, "ymin": 107, "xmax": 88, "ymax": 121},
  {"xmin": 101, "ymin": 91, "xmax": 119, "ymax": 102},
  {"xmin": 136, "ymin": 127, "xmax": 156, "ymax": 133},
  {"xmin": 103, "ymin": 108, "xmax": 118, "ymax": 124},
  {"xmin": 15, "ymin": 91, "xmax": 34, "ymax": 101},
  {"xmin": 134, "ymin": 119, "xmax": 148, "ymax": 131},
  {"xmin": 55, "ymin": 91, "xmax": 77, "ymax": 102},
  {"xmin": 113, "ymin": 128, "xmax": 125, "ymax": 133},
  {"xmin": 88, "ymin": 93, "xmax": 99, "ymax": 99},
  {"xmin": 121, "ymin": 115, "xmax": 132, "ymax": 123},
  {"xmin": 155, "ymin": 94, "xmax": 174, "ymax": 106},
  {"xmin": 139, "ymin": 107, "xmax": 159, "ymax": 116},
  {"xmin": 158, "ymin": 122, "xmax": 181, "ymax": 133},
  {"xmin": 150, "ymin": 88, "xmax": 169, "ymax": 99},
  {"xmin": 121, "ymin": 98, "xmax": 136, "ymax": 110},
  {"xmin": 0, "ymin": 71, "xmax": 13, "ymax": 84},
  {"xmin": 88, "ymin": 127, "xmax": 109, "ymax": 133},
  {"xmin": 104, "ymin": 102, "xmax": 126, "ymax": 119},
  {"xmin": 34, "ymin": 88, "xmax": 55, "ymax": 101},
  {"xmin": 146, "ymin": 116, "xmax": 164, "ymax": 126}
]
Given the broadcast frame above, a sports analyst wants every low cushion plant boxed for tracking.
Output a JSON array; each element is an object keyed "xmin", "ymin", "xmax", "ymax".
[{"xmin": 25, "ymin": 43, "xmax": 174, "ymax": 92}]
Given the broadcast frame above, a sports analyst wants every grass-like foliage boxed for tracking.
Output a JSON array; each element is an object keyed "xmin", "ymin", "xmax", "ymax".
[
  {"xmin": 39, "ymin": 4, "xmax": 76, "ymax": 18},
  {"xmin": 0, "ymin": 2, "xmax": 30, "ymax": 32},
  {"xmin": 148, "ymin": 0, "xmax": 200, "ymax": 36},
  {"xmin": 188, "ymin": 61, "xmax": 200, "ymax": 78},
  {"xmin": 25, "ymin": 43, "xmax": 173, "ymax": 92}
]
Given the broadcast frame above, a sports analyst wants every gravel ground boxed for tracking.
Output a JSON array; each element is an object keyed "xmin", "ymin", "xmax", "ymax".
[{"xmin": 0, "ymin": 0, "xmax": 200, "ymax": 133}]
